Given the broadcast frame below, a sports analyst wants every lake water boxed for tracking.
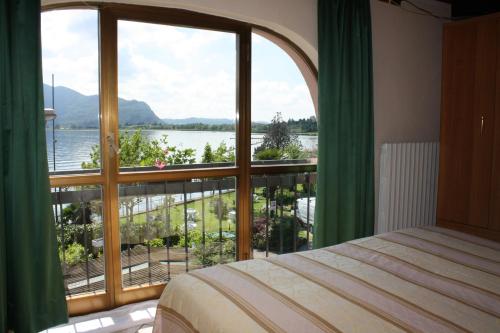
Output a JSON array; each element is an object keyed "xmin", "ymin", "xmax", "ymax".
[{"xmin": 46, "ymin": 129, "xmax": 318, "ymax": 172}]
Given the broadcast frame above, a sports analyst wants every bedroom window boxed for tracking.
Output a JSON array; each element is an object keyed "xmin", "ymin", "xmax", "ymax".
[{"xmin": 42, "ymin": 4, "xmax": 316, "ymax": 315}]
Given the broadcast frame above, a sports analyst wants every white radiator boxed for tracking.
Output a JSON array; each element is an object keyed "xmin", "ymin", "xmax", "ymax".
[{"xmin": 377, "ymin": 142, "xmax": 439, "ymax": 234}]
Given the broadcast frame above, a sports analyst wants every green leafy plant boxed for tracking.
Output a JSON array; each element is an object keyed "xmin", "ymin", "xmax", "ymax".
[
  {"xmin": 82, "ymin": 130, "xmax": 196, "ymax": 169},
  {"xmin": 202, "ymin": 141, "xmax": 235, "ymax": 163},
  {"xmin": 254, "ymin": 148, "xmax": 282, "ymax": 161},
  {"xmin": 144, "ymin": 238, "xmax": 164, "ymax": 248},
  {"xmin": 59, "ymin": 243, "xmax": 87, "ymax": 266}
]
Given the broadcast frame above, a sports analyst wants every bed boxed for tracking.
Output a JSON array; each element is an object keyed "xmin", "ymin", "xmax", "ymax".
[{"xmin": 153, "ymin": 226, "xmax": 500, "ymax": 332}]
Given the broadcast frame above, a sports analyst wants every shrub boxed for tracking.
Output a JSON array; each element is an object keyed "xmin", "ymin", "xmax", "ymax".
[
  {"xmin": 145, "ymin": 238, "xmax": 164, "ymax": 248},
  {"xmin": 59, "ymin": 243, "xmax": 87, "ymax": 266},
  {"xmin": 192, "ymin": 239, "xmax": 235, "ymax": 266},
  {"xmin": 252, "ymin": 218, "xmax": 268, "ymax": 251},
  {"xmin": 253, "ymin": 217, "xmax": 307, "ymax": 253},
  {"xmin": 254, "ymin": 148, "xmax": 282, "ymax": 161}
]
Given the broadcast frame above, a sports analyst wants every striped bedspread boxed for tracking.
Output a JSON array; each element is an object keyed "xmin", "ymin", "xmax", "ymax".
[{"xmin": 153, "ymin": 226, "xmax": 500, "ymax": 332}]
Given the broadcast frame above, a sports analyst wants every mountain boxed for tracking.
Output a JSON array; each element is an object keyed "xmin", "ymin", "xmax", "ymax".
[
  {"xmin": 43, "ymin": 84, "xmax": 163, "ymax": 128},
  {"xmin": 161, "ymin": 117, "xmax": 235, "ymax": 125}
]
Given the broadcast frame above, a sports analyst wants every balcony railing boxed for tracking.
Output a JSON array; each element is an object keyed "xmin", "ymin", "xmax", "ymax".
[
  {"xmin": 52, "ymin": 171, "xmax": 316, "ymax": 297},
  {"xmin": 51, "ymin": 186, "xmax": 104, "ymax": 296},
  {"xmin": 251, "ymin": 173, "xmax": 316, "ymax": 258}
]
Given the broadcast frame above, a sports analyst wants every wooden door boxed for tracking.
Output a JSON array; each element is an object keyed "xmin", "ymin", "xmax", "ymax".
[
  {"xmin": 468, "ymin": 19, "xmax": 497, "ymax": 228},
  {"xmin": 438, "ymin": 19, "xmax": 497, "ymax": 227},
  {"xmin": 438, "ymin": 23, "xmax": 477, "ymax": 225},
  {"xmin": 489, "ymin": 19, "xmax": 500, "ymax": 231}
]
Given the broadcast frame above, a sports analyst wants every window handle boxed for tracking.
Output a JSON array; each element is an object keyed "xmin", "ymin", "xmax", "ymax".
[
  {"xmin": 107, "ymin": 133, "xmax": 121, "ymax": 156},
  {"xmin": 480, "ymin": 116, "xmax": 485, "ymax": 136}
]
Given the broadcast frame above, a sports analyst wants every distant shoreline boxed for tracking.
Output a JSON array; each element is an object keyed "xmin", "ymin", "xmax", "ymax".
[{"xmin": 47, "ymin": 127, "xmax": 318, "ymax": 136}]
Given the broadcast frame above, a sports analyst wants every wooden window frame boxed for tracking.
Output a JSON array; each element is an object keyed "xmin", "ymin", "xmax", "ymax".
[{"xmin": 42, "ymin": 2, "xmax": 317, "ymax": 316}]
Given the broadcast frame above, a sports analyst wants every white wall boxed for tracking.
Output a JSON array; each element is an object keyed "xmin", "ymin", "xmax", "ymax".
[
  {"xmin": 371, "ymin": 0, "xmax": 449, "ymax": 228},
  {"xmin": 42, "ymin": 0, "xmax": 450, "ymax": 227}
]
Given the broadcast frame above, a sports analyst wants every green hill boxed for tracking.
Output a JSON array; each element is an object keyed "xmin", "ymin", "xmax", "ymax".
[{"xmin": 43, "ymin": 84, "xmax": 163, "ymax": 128}]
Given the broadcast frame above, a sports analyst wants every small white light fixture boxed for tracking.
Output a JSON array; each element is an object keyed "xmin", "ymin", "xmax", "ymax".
[{"xmin": 44, "ymin": 108, "xmax": 57, "ymax": 123}]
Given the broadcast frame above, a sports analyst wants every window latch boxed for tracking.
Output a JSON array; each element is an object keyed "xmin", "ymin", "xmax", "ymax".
[{"xmin": 106, "ymin": 133, "xmax": 121, "ymax": 157}]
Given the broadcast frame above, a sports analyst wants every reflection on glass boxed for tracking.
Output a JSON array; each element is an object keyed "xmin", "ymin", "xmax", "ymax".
[
  {"xmin": 251, "ymin": 32, "xmax": 318, "ymax": 165},
  {"xmin": 251, "ymin": 173, "xmax": 316, "ymax": 258},
  {"xmin": 117, "ymin": 20, "xmax": 237, "ymax": 170},
  {"xmin": 41, "ymin": 10, "xmax": 101, "ymax": 173},
  {"xmin": 52, "ymin": 185, "xmax": 104, "ymax": 296},
  {"xmin": 119, "ymin": 178, "xmax": 237, "ymax": 288}
]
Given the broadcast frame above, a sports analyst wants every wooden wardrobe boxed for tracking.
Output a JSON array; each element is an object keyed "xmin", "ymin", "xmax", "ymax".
[{"xmin": 437, "ymin": 12, "xmax": 500, "ymax": 242}]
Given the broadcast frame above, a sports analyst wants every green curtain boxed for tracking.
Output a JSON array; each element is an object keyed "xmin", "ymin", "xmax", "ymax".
[
  {"xmin": 313, "ymin": 0, "xmax": 374, "ymax": 248},
  {"xmin": 0, "ymin": 0, "xmax": 68, "ymax": 331}
]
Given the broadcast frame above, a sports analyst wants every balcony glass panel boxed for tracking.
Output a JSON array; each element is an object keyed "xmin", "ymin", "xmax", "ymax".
[
  {"xmin": 52, "ymin": 185, "xmax": 105, "ymax": 297},
  {"xmin": 251, "ymin": 173, "xmax": 316, "ymax": 258},
  {"xmin": 119, "ymin": 177, "xmax": 237, "ymax": 288}
]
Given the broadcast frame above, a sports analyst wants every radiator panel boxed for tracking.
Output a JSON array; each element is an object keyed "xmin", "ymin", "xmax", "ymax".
[{"xmin": 377, "ymin": 142, "xmax": 439, "ymax": 233}]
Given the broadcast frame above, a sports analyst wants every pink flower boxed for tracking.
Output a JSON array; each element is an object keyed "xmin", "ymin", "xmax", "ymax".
[{"xmin": 154, "ymin": 159, "xmax": 166, "ymax": 169}]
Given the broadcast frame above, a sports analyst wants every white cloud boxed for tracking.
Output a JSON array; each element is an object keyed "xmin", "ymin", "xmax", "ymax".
[
  {"xmin": 42, "ymin": 10, "xmax": 99, "ymax": 95},
  {"xmin": 252, "ymin": 80, "xmax": 313, "ymax": 122},
  {"xmin": 41, "ymin": 10, "xmax": 315, "ymax": 122}
]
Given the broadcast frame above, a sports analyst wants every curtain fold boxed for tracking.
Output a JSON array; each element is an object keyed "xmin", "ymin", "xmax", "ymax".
[
  {"xmin": 313, "ymin": 0, "xmax": 375, "ymax": 248},
  {"xmin": 0, "ymin": 0, "xmax": 68, "ymax": 331}
]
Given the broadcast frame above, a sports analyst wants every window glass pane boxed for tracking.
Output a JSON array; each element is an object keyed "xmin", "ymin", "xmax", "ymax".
[
  {"xmin": 251, "ymin": 33, "xmax": 317, "ymax": 165},
  {"xmin": 42, "ymin": 10, "xmax": 101, "ymax": 173},
  {"xmin": 251, "ymin": 173, "xmax": 316, "ymax": 258},
  {"xmin": 52, "ymin": 185, "xmax": 104, "ymax": 296},
  {"xmin": 117, "ymin": 21, "xmax": 237, "ymax": 171},
  {"xmin": 119, "ymin": 178, "xmax": 237, "ymax": 288}
]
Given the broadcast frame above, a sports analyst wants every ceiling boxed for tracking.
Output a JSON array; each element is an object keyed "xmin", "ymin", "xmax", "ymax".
[{"xmin": 436, "ymin": 0, "xmax": 500, "ymax": 17}]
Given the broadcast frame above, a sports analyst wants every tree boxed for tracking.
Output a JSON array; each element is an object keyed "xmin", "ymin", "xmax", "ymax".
[
  {"xmin": 201, "ymin": 141, "xmax": 235, "ymax": 163},
  {"xmin": 213, "ymin": 141, "xmax": 235, "ymax": 162},
  {"xmin": 253, "ymin": 112, "xmax": 305, "ymax": 160},
  {"xmin": 202, "ymin": 143, "xmax": 214, "ymax": 163}
]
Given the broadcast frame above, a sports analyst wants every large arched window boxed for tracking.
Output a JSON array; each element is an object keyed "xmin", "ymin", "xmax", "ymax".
[{"xmin": 42, "ymin": 4, "xmax": 317, "ymax": 315}]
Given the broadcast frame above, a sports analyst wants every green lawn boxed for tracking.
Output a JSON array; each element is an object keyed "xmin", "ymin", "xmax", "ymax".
[{"xmin": 120, "ymin": 191, "xmax": 237, "ymax": 235}]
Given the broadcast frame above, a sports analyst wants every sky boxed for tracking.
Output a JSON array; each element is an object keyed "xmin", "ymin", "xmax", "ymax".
[{"xmin": 41, "ymin": 9, "xmax": 314, "ymax": 122}]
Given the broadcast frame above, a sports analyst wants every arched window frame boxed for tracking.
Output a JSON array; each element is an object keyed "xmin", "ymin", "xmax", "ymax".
[{"xmin": 43, "ymin": 2, "xmax": 318, "ymax": 315}]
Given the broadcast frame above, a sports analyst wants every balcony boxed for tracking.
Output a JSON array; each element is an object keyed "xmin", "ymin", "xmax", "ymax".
[{"xmin": 52, "ymin": 171, "xmax": 316, "ymax": 298}]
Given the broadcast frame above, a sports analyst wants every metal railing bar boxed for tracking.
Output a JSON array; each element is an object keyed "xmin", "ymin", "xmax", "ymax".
[
  {"xmin": 306, "ymin": 173, "xmax": 311, "ymax": 250},
  {"xmin": 201, "ymin": 181, "xmax": 206, "ymax": 259},
  {"xmin": 279, "ymin": 177, "xmax": 284, "ymax": 255},
  {"xmin": 265, "ymin": 177, "xmax": 270, "ymax": 258},
  {"xmin": 58, "ymin": 189, "xmax": 66, "ymax": 277},
  {"xmin": 218, "ymin": 180, "xmax": 223, "ymax": 260},
  {"xmin": 293, "ymin": 177, "xmax": 298, "ymax": 253},
  {"xmin": 80, "ymin": 196, "xmax": 90, "ymax": 291},
  {"xmin": 164, "ymin": 182, "xmax": 171, "ymax": 282},
  {"xmin": 145, "ymin": 187, "xmax": 152, "ymax": 285},
  {"xmin": 183, "ymin": 181, "xmax": 189, "ymax": 272}
]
